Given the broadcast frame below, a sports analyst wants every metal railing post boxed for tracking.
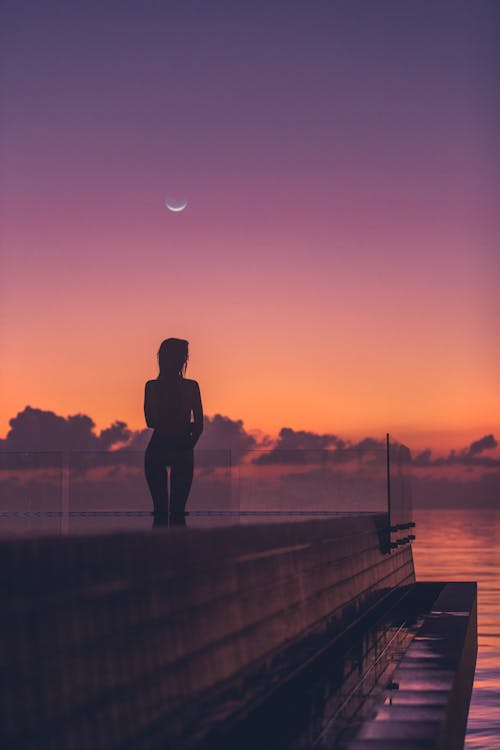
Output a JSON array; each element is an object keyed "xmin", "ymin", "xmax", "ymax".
[{"xmin": 386, "ymin": 433, "xmax": 392, "ymax": 552}]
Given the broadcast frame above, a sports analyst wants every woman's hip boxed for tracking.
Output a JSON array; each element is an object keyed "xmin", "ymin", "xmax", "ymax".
[{"xmin": 145, "ymin": 431, "xmax": 193, "ymax": 464}]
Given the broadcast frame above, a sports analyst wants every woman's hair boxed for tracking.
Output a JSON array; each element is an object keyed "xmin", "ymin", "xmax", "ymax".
[{"xmin": 157, "ymin": 338, "xmax": 189, "ymax": 379}]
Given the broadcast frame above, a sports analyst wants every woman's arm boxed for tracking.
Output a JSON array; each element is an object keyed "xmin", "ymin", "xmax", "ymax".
[
  {"xmin": 190, "ymin": 381, "xmax": 204, "ymax": 445},
  {"xmin": 144, "ymin": 381, "xmax": 157, "ymax": 428}
]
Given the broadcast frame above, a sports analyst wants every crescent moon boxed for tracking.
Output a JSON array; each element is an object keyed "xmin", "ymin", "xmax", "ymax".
[{"xmin": 165, "ymin": 200, "xmax": 188, "ymax": 212}]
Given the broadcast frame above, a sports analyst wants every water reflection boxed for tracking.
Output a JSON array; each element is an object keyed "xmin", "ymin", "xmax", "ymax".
[{"xmin": 412, "ymin": 509, "xmax": 500, "ymax": 750}]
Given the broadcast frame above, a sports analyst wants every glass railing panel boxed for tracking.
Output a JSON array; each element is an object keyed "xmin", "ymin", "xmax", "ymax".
[
  {"xmin": 0, "ymin": 451, "xmax": 64, "ymax": 534},
  {"xmin": 1, "ymin": 443, "xmax": 406, "ymax": 534},
  {"xmin": 66, "ymin": 449, "xmax": 232, "ymax": 532},
  {"xmin": 184, "ymin": 449, "xmax": 233, "ymax": 511},
  {"xmin": 0, "ymin": 449, "xmax": 233, "ymax": 534},
  {"xmin": 67, "ymin": 450, "xmax": 150, "ymax": 533},
  {"xmin": 235, "ymin": 448, "xmax": 388, "ymax": 515}
]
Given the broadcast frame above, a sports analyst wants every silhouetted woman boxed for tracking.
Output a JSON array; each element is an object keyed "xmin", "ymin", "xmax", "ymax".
[{"xmin": 144, "ymin": 338, "xmax": 203, "ymax": 527}]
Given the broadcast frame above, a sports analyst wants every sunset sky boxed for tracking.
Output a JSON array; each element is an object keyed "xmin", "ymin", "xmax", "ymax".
[{"xmin": 1, "ymin": 1, "xmax": 499, "ymax": 452}]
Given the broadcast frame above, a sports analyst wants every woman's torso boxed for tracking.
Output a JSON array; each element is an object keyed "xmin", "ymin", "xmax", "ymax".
[{"xmin": 148, "ymin": 378, "xmax": 195, "ymax": 437}]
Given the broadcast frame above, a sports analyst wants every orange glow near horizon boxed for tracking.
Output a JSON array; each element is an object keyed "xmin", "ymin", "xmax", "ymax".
[{"xmin": 1, "ymin": 233, "xmax": 498, "ymax": 454}]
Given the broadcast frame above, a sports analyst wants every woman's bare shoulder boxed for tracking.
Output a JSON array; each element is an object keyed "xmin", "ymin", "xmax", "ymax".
[{"xmin": 184, "ymin": 378, "xmax": 200, "ymax": 391}]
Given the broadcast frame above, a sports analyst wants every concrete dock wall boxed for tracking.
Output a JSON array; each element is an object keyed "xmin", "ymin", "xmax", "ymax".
[{"xmin": 1, "ymin": 515, "xmax": 414, "ymax": 749}]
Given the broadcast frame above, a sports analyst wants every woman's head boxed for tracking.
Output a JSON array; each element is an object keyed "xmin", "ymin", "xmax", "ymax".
[{"xmin": 157, "ymin": 338, "xmax": 189, "ymax": 379}]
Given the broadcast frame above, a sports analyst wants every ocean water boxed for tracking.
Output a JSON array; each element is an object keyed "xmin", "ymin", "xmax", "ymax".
[{"xmin": 412, "ymin": 508, "xmax": 500, "ymax": 749}]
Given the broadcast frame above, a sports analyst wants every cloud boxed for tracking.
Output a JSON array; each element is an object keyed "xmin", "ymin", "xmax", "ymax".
[
  {"xmin": 1, "ymin": 406, "xmax": 131, "ymax": 451},
  {"xmin": 2, "ymin": 408, "xmax": 497, "ymax": 472},
  {"xmin": 354, "ymin": 437, "xmax": 386, "ymax": 452},
  {"xmin": 412, "ymin": 449, "xmax": 433, "ymax": 467},
  {"xmin": 0, "ymin": 407, "xmax": 258, "ymax": 463},
  {"xmin": 412, "ymin": 435, "xmax": 500, "ymax": 469},
  {"xmin": 270, "ymin": 427, "xmax": 346, "ymax": 452},
  {"xmin": 466, "ymin": 434, "xmax": 497, "ymax": 457},
  {"xmin": 98, "ymin": 421, "xmax": 132, "ymax": 449},
  {"xmin": 197, "ymin": 414, "xmax": 257, "ymax": 460},
  {"xmin": 120, "ymin": 428, "xmax": 151, "ymax": 452},
  {"xmin": 254, "ymin": 427, "xmax": 346, "ymax": 464}
]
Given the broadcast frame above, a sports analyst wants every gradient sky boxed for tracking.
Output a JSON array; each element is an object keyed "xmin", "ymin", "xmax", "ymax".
[{"xmin": 1, "ymin": 1, "xmax": 499, "ymax": 451}]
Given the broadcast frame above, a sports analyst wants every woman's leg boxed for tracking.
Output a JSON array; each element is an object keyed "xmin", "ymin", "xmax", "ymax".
[
  {"xmin": 170, "ymin": 448, "xmax": 194, "ymax": 526},
  {"xmin": 144, "ymin": 435, "xmax": 169, "ymax": 526}
]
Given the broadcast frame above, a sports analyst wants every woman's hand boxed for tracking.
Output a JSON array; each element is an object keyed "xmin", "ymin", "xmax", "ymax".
[{"xmin": 189, "ymin": 428, "xmax": 202, "ymax": 447}]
